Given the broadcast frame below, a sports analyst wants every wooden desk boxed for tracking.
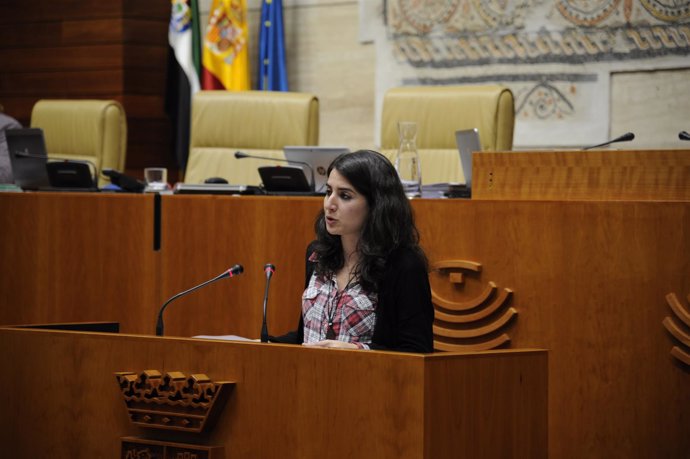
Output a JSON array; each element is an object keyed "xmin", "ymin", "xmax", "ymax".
[
  {"xmin": 0, "ymin": 192, "xmax": 159, "ymax": 333},
  {"xmin": 472, "ymin": 149, "xmax": 690, "ymax": 200},
  {"xmin": 159, "ymin": 195, "xmax": 320, "ymax": 338},
  {"xmin": 0, "ymin": 326, "xmax": 547, "ymax": 458},
  {"xmin": 1, "ymin": 192, "xmax": 689, "ymax": 457}
]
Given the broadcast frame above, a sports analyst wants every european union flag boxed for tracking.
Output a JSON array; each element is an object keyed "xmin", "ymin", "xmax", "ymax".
[{"xmin": 257, "ymin": 0, "xmax": 288, "ymax": 91}]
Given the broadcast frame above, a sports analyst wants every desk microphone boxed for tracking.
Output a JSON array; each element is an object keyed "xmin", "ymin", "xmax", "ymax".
[
  {"xmin": 679, "ymin": 131, "xmax": 690, "ymax": 141},
  {"xmin": 582, "ymin": 132, "xmax": 635, "ymax": 150},
  {"xmin": 102, "ymin": 168, "xmax": 146, "ymax": 192},
  {"xmin": 155, "ymin": 264, "xmax": 244, "ymax": 336},
  {"xmin": 260, "ymin": 263, "xmax": 276, "ymax": 343},
  {"xmin": 234, "ymin": 151, "xmax": 315, "ymax": 192}
]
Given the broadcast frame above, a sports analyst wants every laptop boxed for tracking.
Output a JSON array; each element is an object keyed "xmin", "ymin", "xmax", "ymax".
[
  {"xmin": 5, "ymin": 128, "xmax": 50, "ymax": 190},
  {"xmin": 6, "ymin": 128, "xmax": 98, "ymax": 191},
  {"xmin": 283, "ymin": 146, "xmax": 350, "ymax": 193},
  {"xmin": 258, "ymin": 165, "xmax": 315, "ymax": 194},
  {"xmin": 455, "ymin": 128, "xmax": 481, "ymax": 189}
]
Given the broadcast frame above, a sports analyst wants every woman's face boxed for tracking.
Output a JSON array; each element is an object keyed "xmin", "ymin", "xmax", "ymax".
[{"xmin": 323, "ymin": 169, "xmax": 369, "ymax": 241}]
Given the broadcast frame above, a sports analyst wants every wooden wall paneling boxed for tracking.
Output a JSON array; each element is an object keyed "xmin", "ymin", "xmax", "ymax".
[
  {"xmin": 120, "ymin": 9, "xmax": 173, "ymax": 176},
  {"xmin": 122, "ymin": 1, "xmax": 171, "ymax": 18},
  {"xmin": 126, "ymin": 117, "xmax": 173, "ymax": 175},
  {"xmin": 13, "ymin": 18, "xmax": 168, "ymax": 46},
  {"xmin": 120, "ymin": 94, "xmax": 168, "ymax": 118},
  {"xmin": 126, "ymin": 147, "xmax": 178, "ymax": 182},
  {"xmin": 127, "ymin": 118, "xmax": 169, "ymax": 145},
  {"xmin": 125, "ymin": 134, "xmax": 174, "ymax": 176},
  {"xmin": 414, "ymin": 199, "xmax": 690, "ymax": 459},
  {"xmin": 123, "ymin": 68, "xmax": 167, "ymax": 94},
  {"xmin": 0, "ymin": 328, "xmax": 547, "ymax": 458},
  {"xmin": 0, "ymin": 0, "xmax": 173, "ymax": 176},
  {"xmin": 0, "ymin": 0, "xmax": 124, "ymax": 23},
  {"xmin": 2, "ymin": 18, "xmax": 166, "ymax": 45},
  {"xmin": 158, "ymin": 196, "xmax": 323, "ymax": 338},
  {"xmin": 122, "ymin": 18, "xmax": 170, "ymax": 44},
  {"xmin": 61, "ymin": 18, "xmax": 127, "ymax": 43},
  {"xmin": 0, "ymin": 45, "xmax": 124, "ymax": 71},
  {"xmin": 0, "ymin": 97, "xmax": 41, "ymax": 123},
  {"xmin": 123, "ymin": 45, "xmax": 167, "ymax": 69},
  {"xmin": 1, "ymin": 69, "xmax": 124, "ymax": 97},
  {"xmin": 0, "ymin": 193, "xmax": 159, "ymax": 334},
  {"xmin": 0, "ymin": 22, "xmax": 99, "ymax": 48},
  {"xmin": 121, "ymin": 93, "xmax": 173, "ymax": 177}
]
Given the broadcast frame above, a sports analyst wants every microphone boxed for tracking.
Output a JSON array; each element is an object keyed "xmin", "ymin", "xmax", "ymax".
[
  {"xmin": 155, "ymin": 264, "xmax": 244, "ymax": 336},
  {"xmin": 679, "ymin": 131, "xmax": 690, "ymax": 141},
  {"xmin": 582, "ymin": 132, "xmax": 635, "ymax": 150},
  {"xmin": 260, "ymin": 263, "xmax": 276, "ymax": 343},
  {"xmin": 234, "ymin": 151, "xmax": 315, "ymax": 192},
  {"xmin": 102, "ymin": 168, "xmax": 145, "ymax": 193}
]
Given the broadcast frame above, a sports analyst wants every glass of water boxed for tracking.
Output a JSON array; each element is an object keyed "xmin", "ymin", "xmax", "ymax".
[
  {"xmin": 395, "ymin": 121, "xmax": 421, "ymax": 198},
  {"xmin": 144, "ymin": 167, "xmax": 169, "ymax": 192}
]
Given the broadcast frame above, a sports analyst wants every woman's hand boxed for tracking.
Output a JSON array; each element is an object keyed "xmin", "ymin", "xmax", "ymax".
[{"xmin": 303, "ymin": 340, "xmax": 358, "ymax": 349}]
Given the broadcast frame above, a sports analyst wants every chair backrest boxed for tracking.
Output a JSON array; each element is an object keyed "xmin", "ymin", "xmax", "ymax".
[
  {"xmin": 30, "ymin": 99, "xmax": 127, "ymax": 186},
  {"xmin": 380, "ymin": 85, "xmax": 514, "ymax": 184},
  {"xmin": 185, "ymin": 90, "xmax": 319, "ymax": 185}
]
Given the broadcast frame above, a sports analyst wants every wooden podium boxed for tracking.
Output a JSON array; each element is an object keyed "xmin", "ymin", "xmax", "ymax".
[{"xmin": 0, "ymin": 325, "xmax": 546, "ymax": 458}]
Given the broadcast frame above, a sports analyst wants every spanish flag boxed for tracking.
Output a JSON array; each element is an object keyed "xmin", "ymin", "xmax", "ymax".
[{"xmin": 202, "ymin": 0, "xmax": 250, "ymax": 90}]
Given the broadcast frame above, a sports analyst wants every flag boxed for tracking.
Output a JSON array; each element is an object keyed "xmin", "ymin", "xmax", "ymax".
[
  {"xmin": 165, "ymin": 0, "xmax": 202, "ymax": 170},
  {"xmin": 257, "ymin": 0, "xmax": 288, "ymax": 91},
  {"xmin": 202, "ymin": 0, "xmax": 250, "ymax": 90}
]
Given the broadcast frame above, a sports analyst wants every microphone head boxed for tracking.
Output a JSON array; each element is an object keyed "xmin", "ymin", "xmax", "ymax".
[
  {"xmin": 679, "ymin": 131, "xmax": 690, "ymax": 141},
  {"xmin": 264, "ymin": 263, "xmax": 276, "ymax": 274},
  {"xmin": 229, "ymin": 264, "xmax": 244, "ymax": 276},
  {"xmin": 234, "ymin": 151, "xmax": 247, "ymax": 159},
  {"xmin": 618, "ymin": 132, "xmax": 635, "ymax": 142}
]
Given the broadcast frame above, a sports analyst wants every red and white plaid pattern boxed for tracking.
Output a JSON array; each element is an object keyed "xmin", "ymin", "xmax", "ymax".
[{"xmin": 302, "ymin": 271, "xmax": 378, "ymax": 349}]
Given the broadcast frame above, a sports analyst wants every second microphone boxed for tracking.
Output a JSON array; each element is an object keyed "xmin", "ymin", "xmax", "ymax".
[{"xmin": 261, "ymin": 263, "xmax": 276, "ymax": 343}]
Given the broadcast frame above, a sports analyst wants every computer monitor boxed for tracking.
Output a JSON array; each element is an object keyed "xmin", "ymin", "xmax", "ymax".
[
  {"xmin": 455, "ymin": 128, "xmax": 481, "ymax": 188},
  {"xmin": 258, "ymin": 165, "xmax": 312, "ymax": 193},
  {"xmin": 283, "ymin": 146, "xmax": 350, "ymax": 193},
  {"xmin": 5, "ymin": 128, "xmax": 50, "ymax": 190}
]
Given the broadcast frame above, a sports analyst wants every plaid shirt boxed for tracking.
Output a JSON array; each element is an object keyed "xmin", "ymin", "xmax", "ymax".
[{"xmin": 302, "ymin": 270, "xmax": 378, "ymax": 349}]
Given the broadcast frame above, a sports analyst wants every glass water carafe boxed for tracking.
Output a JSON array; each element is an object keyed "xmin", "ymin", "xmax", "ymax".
[{"xmin": 395, "ymin": 121, "xmax": 421, "ymax": 198}]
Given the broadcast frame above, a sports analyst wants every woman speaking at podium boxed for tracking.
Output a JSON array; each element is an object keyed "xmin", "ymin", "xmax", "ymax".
[{"xmin": 272, "ymin": 150, "xmax": 434, "ymax": 353}]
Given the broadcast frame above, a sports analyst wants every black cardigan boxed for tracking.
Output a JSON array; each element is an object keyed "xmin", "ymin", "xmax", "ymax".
[{"xmin": 271, "ymin": 244, "xmax": 434, "ymax": 353}]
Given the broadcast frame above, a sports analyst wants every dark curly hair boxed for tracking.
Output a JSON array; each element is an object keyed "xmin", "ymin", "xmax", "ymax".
[{"xmin": 312, "ymin": 150, "xmax": 426, "ymax": 292}]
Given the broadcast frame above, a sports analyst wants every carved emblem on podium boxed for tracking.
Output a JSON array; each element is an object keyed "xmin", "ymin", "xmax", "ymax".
[
  {"xmin": 115, "ymin": 370, "xmax": 234, "ymax": 432},
  {"xmin": 662, "ymin": 292, "xmax": 690, "ymax": 367},
  {"xmin": 431, "ymin": 260, "xmax": 517, "ymax": 352},
  {"xmin": 115, "ymin": 370, "xmax": 234, "ymax": 458}
]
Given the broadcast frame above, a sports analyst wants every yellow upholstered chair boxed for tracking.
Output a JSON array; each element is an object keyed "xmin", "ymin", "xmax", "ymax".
[
  {"xmin": 30, "ymin": 99, "xmax": 127, "ymax": 186},
  {"xmin": 184, "ymin": 90, "xmax": 319, "ymax": 185},
  {"xmin": 380, "ymin": 85, "xmax": 514, "ymax": 184}
]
